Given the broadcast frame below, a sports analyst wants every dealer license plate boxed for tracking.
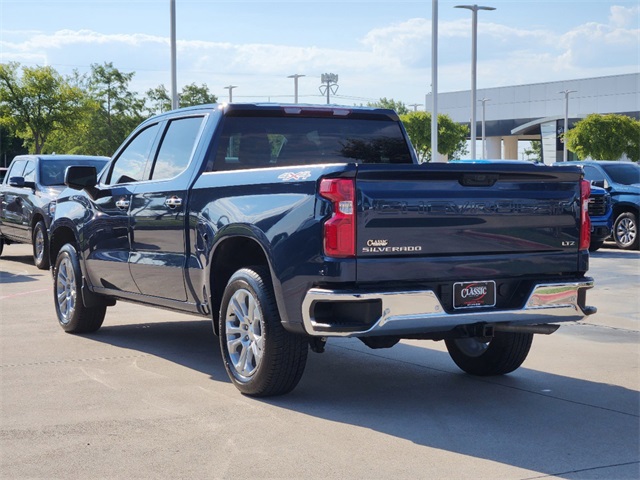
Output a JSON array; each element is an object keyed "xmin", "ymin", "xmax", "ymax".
[{"xmin": 453, "ymin": 281, "xmax": 496, "ymax": 309}]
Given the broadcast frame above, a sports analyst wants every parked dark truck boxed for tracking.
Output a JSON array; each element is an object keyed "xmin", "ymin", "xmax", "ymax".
[
  {"xmin": 49, "ymin": 104, "xmax": 596, "ymax": 396},
  {"xmin": 0, "ymin": 154, "xmax": 109, "ymax": 268}
]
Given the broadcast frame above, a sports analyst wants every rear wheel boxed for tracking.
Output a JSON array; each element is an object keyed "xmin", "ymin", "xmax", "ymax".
[
  {"xmin": 445, "ymin": 331, "xmax": 533, "ymax": 376},
  {"xmin": 613, "ymin": 212, "xmax": 638, "ymax": 250},
  {"xmin": 219, "ymin": 266, "xmax": 308, "ymax": 396},
  {"xmin": 53, "ymin": 244, "xmax": 106, "ymax": 333},
  {"xmin": 32, "ymin": 220, "xmax": 50, "ymax": 270}
]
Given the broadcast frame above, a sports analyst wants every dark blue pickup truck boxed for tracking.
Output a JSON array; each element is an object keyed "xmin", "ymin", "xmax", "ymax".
[{"xmin": 49, "ymin": 104, "xmax": 596, "ymax": 396}]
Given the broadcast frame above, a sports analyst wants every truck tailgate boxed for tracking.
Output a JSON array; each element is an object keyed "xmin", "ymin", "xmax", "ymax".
[{"xmin": 356, "ymin": 163, "xmax": 583, "ymax": 282}]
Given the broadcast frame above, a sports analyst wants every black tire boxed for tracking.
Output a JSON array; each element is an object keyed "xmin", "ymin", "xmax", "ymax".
[
  {"xmin": 53, "ymin": 244, "xmax": 106, "ymax": 333},
  {"xmin": 588, "ymin": 240, "xmax": 604, "ymax": 252},
  {"xmin": 613, "ymin": 212, "xmax": 639, "ymax": 250},
  {"xmin": 0, "ymin": 237, "xmax": 4, "ymax": 257},
  {"xmin": 219, "ymin": 266, "xmax": 308, "ymax": 397},
  {"xmin": 32, "ymin": 220, "xmax": 50, "ymax": 270},
  {"xmin": 445, "ymin": 331, "xmax": 533, "ymax": 376}
]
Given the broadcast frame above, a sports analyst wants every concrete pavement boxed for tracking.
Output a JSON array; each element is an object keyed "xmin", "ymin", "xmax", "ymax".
[{"xmin": 1, "ymin": 243, "xmax": 638, "ymax": 479}]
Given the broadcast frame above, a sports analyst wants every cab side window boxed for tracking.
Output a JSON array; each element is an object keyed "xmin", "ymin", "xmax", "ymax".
[
  {"xmin": 22, "ymin": 161, "xmax": 36, "ymax": 183},
  {"xmin": 107, "ymin": 124, "xmax": 161, "ymax": 185},
  {"xmin": 6, "ymin": 160, "xmax": 26, "ymax": 181},
  {"xmin": 582, "ymin": 165, "xmax": 606, "ymax": 183},
  {"xmin": 150, "ymin": 116, "xmax": 204, "ymax": 181}
]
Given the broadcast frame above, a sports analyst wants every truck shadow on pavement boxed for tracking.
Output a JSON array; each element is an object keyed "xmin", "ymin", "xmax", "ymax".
[
  {"xmin": 84, "ymin": 320, "xmax": 640, "ymax": 479},
  {"xmin": 88, "ymin": 320, "xmax": 228, "ymax": 381},
  {"xmin": 0, "ymin": 254, "xmax": 46, "ymax": 284}
]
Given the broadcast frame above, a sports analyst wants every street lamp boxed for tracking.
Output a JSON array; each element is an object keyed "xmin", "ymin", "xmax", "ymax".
[
  {"xmin": 455, "ymin": 4, "xmax": 496, "ymax": 159},
  {"xmin": 559, "ymin": 89, "xmax": 576, "ymax": 162},
  {"xmin": 479, "ymin": 97, "xmax": 490, "ymax": 159},
  {"xmin": 431, "ymin": 0, "xmax": 439, "ymax": 162},
  {"xmin": 170, "ymin": 0, "xmax": 178, "ymax": 110},
  {"xmin": 224, "ymin": 85, "xmax": 237, "ymax": 103},
  {"xmin": 287, "ymin": 74, "xmax": 305, "ymax": 104}
]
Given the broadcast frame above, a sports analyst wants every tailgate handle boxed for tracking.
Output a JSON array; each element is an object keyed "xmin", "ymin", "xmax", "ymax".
[{"xmin": 460, "ymin": 174, "xmax": 498, "ymax": 187}]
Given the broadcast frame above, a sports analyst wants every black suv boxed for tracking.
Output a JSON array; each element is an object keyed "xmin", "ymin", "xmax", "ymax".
[{"xmin": 0, "ymin": 154, "xmax": 109, "ymax": 268}]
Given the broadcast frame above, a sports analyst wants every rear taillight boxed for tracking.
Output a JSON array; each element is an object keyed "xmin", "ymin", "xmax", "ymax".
[
  {"xmin": 580, "ymin": 179, "xmax": 591, "ymax": 250},
  {"xmin": 319, "ymin": 178, "xmax": 355, "ymax": 258}
]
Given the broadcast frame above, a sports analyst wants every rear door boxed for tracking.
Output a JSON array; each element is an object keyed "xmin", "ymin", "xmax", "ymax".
[{"xmin": 129, "ymin": 115, "xmax": 206, "ymax": 301}]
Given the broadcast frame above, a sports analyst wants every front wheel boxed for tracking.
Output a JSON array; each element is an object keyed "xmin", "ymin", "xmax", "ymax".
[
  {"xmin": 32, "ymin": 220, "xmax": 50, "ymax": 270},
  {"xmin": 445, "ymin": 331, "xmax": 533, "ymax": 376},
  {"xmin": 219, "ymin": 267, "xmax": 308, "ymax": 396},
  {"xmin": 53, "ymin": 244, "xmax": 106, "ymax": 333},
  {"xmin": 613, "ymin": 212, "xmax": 638, "ymax": 250}
]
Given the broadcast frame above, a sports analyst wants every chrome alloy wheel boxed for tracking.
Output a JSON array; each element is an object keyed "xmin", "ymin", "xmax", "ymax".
[
  {"xmin": 34, "ymin": 227, "xmax": 45, "ymax": 263},
  {"xmin": 452, "ymin": 337, "xmax": 490, "ymax": 357},
  {"xmin": 616, "ymin": 216, "xmax": 637, "ymax": 247},
  {"xmin": 56, "ymin": 256, "xmax": 76, "ymax": 324},
  {"xmin": 225, "ymin": 288, "xmax": 264, "ymax": 379}
]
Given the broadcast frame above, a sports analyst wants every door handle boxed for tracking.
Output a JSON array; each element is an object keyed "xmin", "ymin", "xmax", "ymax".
[
  {"xmin": 165, "ymin": 196, "xmax": 183, "ymax": 209},
  {"xmin": 115, "ymin": 198, "xmax": 130, "ymax": 210}
]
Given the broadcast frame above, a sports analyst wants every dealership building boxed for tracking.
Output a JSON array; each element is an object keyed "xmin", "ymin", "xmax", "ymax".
[{"xmin": 433, "ymin": 72, "xmax": 639, "ymax": 163}]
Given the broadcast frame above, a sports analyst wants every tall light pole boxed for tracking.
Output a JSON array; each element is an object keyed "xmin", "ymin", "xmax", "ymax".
[
  {"xmin": 431, "ymin": 0, "xmax": 439, "ymax": 162},
  {"xmin": 409, "ymin": 103, "xmax": 422, "ymax": 111},
  {"xmin": 170, "ymin": 0, "xmax": 178, "ymax": 110},
  {"xmin": 455, "ymin": 4, "xmax": 495, "ymax": 159},
  {"xmin": 559, "ymin": 89, "xmax": 576, "ymax": 162},
  {"xmin": 224, "ymin": 85, "xmax": 237, "ymax": 103},
  {"xmin": 288, "ymin": 74, "xmax": 305, "ymax": 104},
  {"xmin": 479, "ymin": 97, "xmax": 490, "ymax": 159}
]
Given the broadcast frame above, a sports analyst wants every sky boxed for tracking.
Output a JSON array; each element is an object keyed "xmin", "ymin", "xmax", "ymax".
[{"xmin": 1, "ymin": 0, "xmax": 638, "ymax": 107}]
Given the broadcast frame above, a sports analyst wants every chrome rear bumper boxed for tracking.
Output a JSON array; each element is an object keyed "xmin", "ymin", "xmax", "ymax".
[{"xmin": 301, "ymin": 280, "xmax": 595, "ymax": 337}]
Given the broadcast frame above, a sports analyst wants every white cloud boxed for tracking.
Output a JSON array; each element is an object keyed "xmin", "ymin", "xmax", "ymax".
[{"xmin": 0, "ymin": 5, "xmax": 637, "ymax": 105}]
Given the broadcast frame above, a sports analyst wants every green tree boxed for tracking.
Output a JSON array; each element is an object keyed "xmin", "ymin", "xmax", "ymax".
[
  {"xmin": 0, "ymin": 127, "xmax": 27, "ymax": 167},
  {"xmin": 400, "ymin": 111, "xmax": 469, "ymax": 162},
  {"xmin": 0, "ymin": 62, "xmax": 85, "ymax": 153},
  {"xmin": 146, "ymin": 82, "xmax": 218, "ymax": 116},
  {"xmin": 146, "ymin": 84, "xmax": 171, "ymax": 115},
  {"xmin": 180, "ymin": 82, "xmax": 217, "ymax": 107},
  {"xmin": 87, "ymin": 62, "xmax": 145, "ymax": 155},
  {"xmin": 565, "ymin": 113, "xmax": 640, "ymax": 162},
  {"xmin": 367, "ymin": 97, "xmax": 410, "ymax": 115},
  {"xmin": 523, "ymin": 140, "xmax": 542, "ymax": 162}
]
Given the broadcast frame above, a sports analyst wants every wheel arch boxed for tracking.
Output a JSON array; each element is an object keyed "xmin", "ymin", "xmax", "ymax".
[
  {"xmin": 30, "ymin": 211, "xmax": 46, "ymax": 231},
  {"xmin": 208, "ymin": 231, "xmax": 284, "ymax": 335},
  {"xmin": 611, "ymin": 201, "xmax": 639, "ymax": 219},
  {"xmin": 49, "ymin": 223, "xmax": 80, "ymax": 269}
]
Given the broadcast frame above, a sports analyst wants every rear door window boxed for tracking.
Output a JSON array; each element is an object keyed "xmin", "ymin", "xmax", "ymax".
[{"xmin": 150, "ymin": 116, "xmax": 204, "ymax": 181}]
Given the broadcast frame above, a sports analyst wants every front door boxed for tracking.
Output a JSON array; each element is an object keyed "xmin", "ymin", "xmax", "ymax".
[
  {"xmin": 0, "ymin": 159, "xmax": 27, "ymax": 239},
  {"xmin": 84, "ymin": 122, "xmax": 162, "ymax": 294}
]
